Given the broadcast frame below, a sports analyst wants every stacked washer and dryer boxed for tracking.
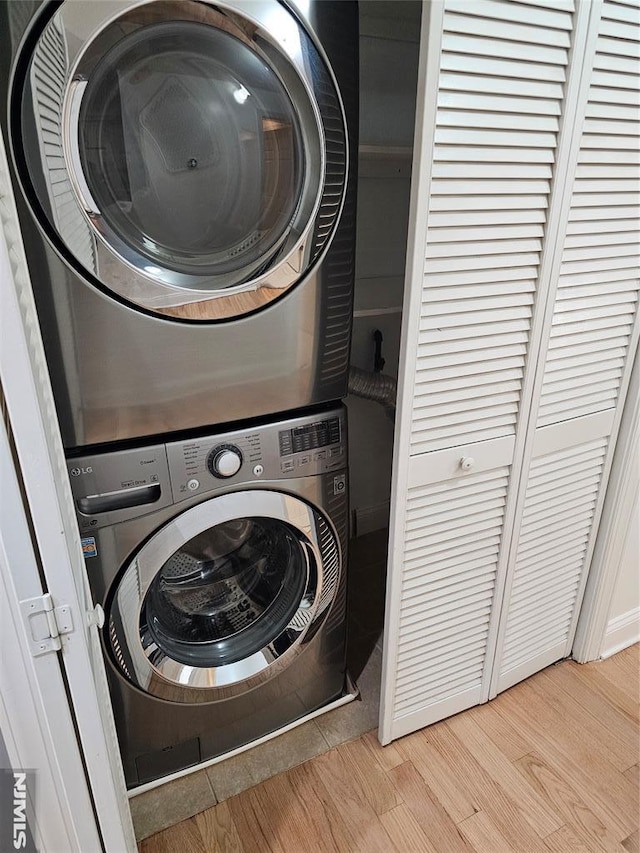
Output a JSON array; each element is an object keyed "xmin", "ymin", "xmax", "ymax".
[{"xmin": 1, "ymin": 0, "xmax": 358, "ymax": 787}]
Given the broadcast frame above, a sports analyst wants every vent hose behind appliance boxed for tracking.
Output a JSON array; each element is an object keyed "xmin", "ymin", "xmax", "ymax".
[{"xmin": 348, "ymin": 366, "xmax": 397, "ymax": 421}]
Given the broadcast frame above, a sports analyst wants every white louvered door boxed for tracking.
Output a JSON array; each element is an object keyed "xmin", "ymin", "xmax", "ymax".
[
  {"xmin": 380, "ymin": 0, "xmax": 639, "ymax": 742},
  {"xmin": 495, "ymin": 416, "xmax": 614, "ymax": 688},
  {"xmin": 493, "ymin": 0, "xmax": 640, "ymax": 693},
  {"xmin": 389, "ymin": 439, "xmax": 515, "ymax": 737},
  {"xmin": 380, "ymin": 0, "xmax": 580, "ymax": 742}
]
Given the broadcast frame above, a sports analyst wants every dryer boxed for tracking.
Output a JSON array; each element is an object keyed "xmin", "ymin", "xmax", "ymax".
[
  {"xmin": 2, "ymin": 1, "xmax": 357, "ymax": 449},
  {"xmin": 66, "ymin": 405, "xmax": 349, "ymax": 788}
]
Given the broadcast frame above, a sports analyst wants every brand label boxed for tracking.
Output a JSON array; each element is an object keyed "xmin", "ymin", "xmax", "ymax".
[
  {"xmin": 0, "ymin": 768, "xmax": 36, "ymax": 852},
  {"xmin": 333, "ymin": 474, "xmax": 346, "ymax": 496},
  {"xmin": 81, "ymin": 537, "xmax": 98, "ymax": 558},
  {"xmin": 12, "ymin": 773, "xmax": 26, "ymax": 849},
  {"xmin": 70, "ymin": 466, "xmax": 92, "ymax": 477}
]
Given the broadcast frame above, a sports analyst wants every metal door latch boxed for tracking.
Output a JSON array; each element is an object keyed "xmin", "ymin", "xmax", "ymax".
[
  {"xmin": 20, "ymin": 593, "xmax": 73, "ymax": 657},
  {"xmin": 87, "ymin": 603, "xmax": 105, "ymax": 629}
]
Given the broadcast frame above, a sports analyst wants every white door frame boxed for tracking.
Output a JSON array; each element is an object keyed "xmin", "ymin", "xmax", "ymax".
[
  {"xmin": 379, "ymin": 0, "xmax": 444, "ymax": 745},
  {"xmin": 0, "ymin": 131, "xmax": 136, "ymax": 851},
  {"xmin": 0, "ymin": 416, "xmax": 103, "ymax": 853},
  {"xmin": 573, "ymin": 350, "xmax": 640, "ymax": 662}
]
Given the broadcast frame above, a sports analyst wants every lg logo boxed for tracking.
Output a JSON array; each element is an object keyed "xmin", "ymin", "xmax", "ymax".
[{"xmin": 70, "ymin": 466, "xmax": 93, "ymax": 476}]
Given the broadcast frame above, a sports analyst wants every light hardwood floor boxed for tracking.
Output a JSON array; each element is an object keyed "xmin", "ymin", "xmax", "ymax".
[{"xmin": 139, "ymin": 645, "xmax": 640, "ymax": 852}]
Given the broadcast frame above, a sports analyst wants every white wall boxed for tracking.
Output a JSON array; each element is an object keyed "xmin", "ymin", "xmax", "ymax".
[
  {"xmin": 348, "ymin": 1, "xmax": 421, "ymax": 534},
  {"xmin": 608, "ymin": 489, "xmax": 639, "ymax": 618},
  {"xmin": 601, "ymin": 397, "xmax": 640, "ymax": 657},
  {"xmin": 583, "ymin": 348, "xmax": 640, "ymax": 660}
]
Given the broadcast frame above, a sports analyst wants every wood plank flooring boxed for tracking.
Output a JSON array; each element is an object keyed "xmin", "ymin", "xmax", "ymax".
[{"xmin": 140, "ymin": 645, "xmax": 639, "ymax": 853}]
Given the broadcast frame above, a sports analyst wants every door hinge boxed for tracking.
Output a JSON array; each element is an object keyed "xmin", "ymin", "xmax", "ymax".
[{"xmin": 20, "ymin": 593, "xmax": 74, "ymax": 657}]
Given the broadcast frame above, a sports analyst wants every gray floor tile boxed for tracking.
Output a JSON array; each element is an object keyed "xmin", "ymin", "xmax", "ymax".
[
  {"xmin": 207, "ymin": 717, "xmax": 329, "ymax": 802},
  {"xmin": 129, "ymin": 768, "xmax": 215, "ymax": 842},
  {"xmin": 314, "ymin": 644, "xmax": 382, "ymax": 748}
]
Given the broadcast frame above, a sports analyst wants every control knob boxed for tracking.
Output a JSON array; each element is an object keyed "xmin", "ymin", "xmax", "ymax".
[{"xmin": 207, "ymin": 445, "xmax": 243, "ymax": 479}]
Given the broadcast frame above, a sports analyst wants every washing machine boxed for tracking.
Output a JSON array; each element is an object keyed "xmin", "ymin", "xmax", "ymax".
[
  {"xmin": 1, "ymin": 0, "xmax": 358, "ymax": 450},
  {"xmin": 66, "ymin": 404, "xmax": 350, "ymax": 787}
]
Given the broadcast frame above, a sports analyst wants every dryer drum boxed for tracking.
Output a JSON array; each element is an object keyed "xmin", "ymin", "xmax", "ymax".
[{"xmin": 15, "ymin": 0, "xmax": 348, "ymax": 321}]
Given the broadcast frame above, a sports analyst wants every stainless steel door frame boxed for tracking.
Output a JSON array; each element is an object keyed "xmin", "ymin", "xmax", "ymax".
[
  {"xmin": 109, "ymin": 489, "xmax": 341, "ymax": 703},
  {"xmin": 16, "ymin": 0, "xmax": 349, "ymax": 320}
]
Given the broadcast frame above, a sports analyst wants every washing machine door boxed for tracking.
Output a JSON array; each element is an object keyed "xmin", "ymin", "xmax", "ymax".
[
  {"xmin": 108, "ymin": 490, "xmax": 341, "ymax": 703},
  {"xmin": 16, "ymin": 0, "xmax": 347, "ymax": 320}
]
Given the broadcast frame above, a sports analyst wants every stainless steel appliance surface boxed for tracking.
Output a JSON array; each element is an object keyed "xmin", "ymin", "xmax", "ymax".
[
  {"xmin": 66, "ymin": 406, "xmax": 349, "ymax": 788},
  {"xmin": 1, "ymin": 0, "xmax": 357, "ymax": 450}
]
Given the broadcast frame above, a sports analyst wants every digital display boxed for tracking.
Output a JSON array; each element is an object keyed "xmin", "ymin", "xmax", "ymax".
[{"xmin": 279, "ymin": 418, "xmax": 340, "ymax": 456}]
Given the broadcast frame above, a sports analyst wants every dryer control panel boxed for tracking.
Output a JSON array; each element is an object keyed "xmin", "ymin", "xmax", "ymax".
[{"xmin": 165, "ymin": 407, "xmax": 347, "ymax": 503}]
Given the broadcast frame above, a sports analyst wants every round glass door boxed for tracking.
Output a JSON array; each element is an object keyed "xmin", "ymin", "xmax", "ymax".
[
  {"xmin": 17, "ymin": 0, "xmax": 348, "ymax": 320},
  {"xmin": 107, "ymin": 491, "xmax": 341, "ymax": 704},
  {"xmin": 78, "ymin": 21, "xmax": 304, "ymax": 280},
  {"xmin": 141, "ymin": 518, "xmax": 310, "ymax": 669}
]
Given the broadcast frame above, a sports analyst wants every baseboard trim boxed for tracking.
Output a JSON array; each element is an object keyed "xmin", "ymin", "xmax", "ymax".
[{"xmin": 601, "ymin": 608, "xmax": 640, "ymax": 659}]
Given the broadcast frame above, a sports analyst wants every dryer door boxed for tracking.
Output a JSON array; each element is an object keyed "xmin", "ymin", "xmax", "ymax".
[
  {"xmin": 108, "ymin": 490, "xmax": 341, "ymax": 703},
  {"xmin": 16, "ymin": 0, "xmax": 347, "ymax": 320}
]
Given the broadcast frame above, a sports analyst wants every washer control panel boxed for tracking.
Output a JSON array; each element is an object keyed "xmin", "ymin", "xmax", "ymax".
[
  {"xmin": 166, "ymin": 407, "xmax": 346, "ymax": 502},
  {"xmin": 67, "ymin": 408, "xmax": 347, "ymax": 524}
]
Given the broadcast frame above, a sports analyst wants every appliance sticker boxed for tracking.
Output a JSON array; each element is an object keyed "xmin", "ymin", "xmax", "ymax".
[
  {"xmin": 81, "ymin": 537, "xmax": 98, "ymax": 558},
  {"xmin": 333, "ymin": 474, "xmax": 346, "ymax": 496}
]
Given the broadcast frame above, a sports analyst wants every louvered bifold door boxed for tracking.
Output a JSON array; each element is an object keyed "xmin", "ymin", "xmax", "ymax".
[
  {"xmin": 380, "ymin": 0, "xmax": 577, "ymax": 743},
  {"xmin": 493, "ymin": 0, "xmax": 640, "ymax": 694}
]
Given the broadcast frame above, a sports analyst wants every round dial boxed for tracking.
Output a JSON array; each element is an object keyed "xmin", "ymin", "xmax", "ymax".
[{"xmin": 207, "ymin": 445, "xmax": 243, "ymax": 479}]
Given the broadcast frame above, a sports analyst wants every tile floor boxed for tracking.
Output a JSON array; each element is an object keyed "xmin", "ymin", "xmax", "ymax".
[{"xmin": 130, "ymin": 529, "xmax": 389, "ymax": 842}]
